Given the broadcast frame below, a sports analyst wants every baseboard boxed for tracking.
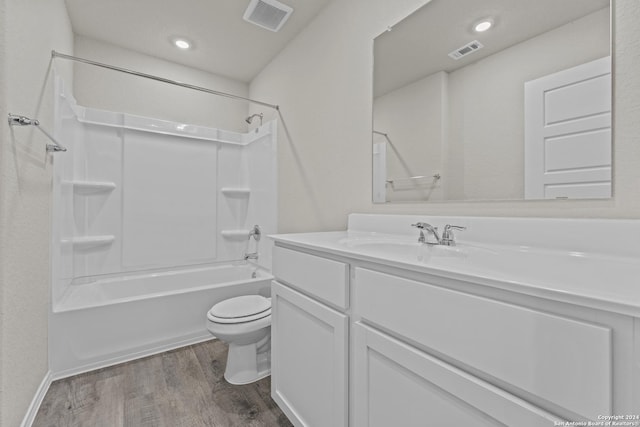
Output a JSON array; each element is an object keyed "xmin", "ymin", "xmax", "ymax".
[
  {"xmin": 51, "ymin": 334, "xmax": 215, "ymax": 381},
  {"xmin": 20, "ymin": 370, "xmax": 53, "ymax": 427}
]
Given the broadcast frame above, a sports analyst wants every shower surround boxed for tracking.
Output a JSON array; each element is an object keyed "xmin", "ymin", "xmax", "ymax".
[{"xmin": 50, "ymin": 79, "xmax": 277, "ymax": 378}]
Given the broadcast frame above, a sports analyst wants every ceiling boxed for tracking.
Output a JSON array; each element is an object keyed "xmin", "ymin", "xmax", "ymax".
[
  {"xmin": 64, "ymin": 0, "xmax": 332, "ymax": 83},
  {"xmin": 374, "ymin": 0, "xmax": 610, "ymax": 97}
]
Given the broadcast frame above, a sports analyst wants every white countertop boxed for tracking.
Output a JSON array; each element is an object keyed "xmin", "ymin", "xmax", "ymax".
[{"xmin": 270, "ymin": 228, "xmax": 640, "ymax": 317}]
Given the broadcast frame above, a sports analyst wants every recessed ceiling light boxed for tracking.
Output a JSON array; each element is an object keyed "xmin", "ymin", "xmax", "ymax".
[
  {"xmin": 173, "ymin": 38, "xmax": 191, "ymax": 50},
  {"xmin": 474, "ymin": 19, "xmax": 493, "ymax": 33}
]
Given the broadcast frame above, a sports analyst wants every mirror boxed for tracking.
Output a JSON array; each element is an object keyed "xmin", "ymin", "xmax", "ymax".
[{"xmin": 373, "ymin": 0, "xmax": 611, "ymax": 203}]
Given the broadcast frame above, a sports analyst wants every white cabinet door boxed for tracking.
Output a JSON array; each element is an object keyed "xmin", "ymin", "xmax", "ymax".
[
  {"xmin": 271, "ymin": 281, "xmax": 348, "ymax": 427},
  {"xmin": 524, "ymin": 56, "xmax": 611, "ymax": 199},
  {"xmin": 354, "ymin": 267, "xmax": 612, "ymax": 421},
  {"xmin": 353, "ymin": 323, "xmax": 562, "ymax": 427}
]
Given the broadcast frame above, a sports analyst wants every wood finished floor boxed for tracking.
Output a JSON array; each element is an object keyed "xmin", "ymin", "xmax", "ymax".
[{"xmin": 33, "ymin": 340, "xmax": 293, "ymax": 427}]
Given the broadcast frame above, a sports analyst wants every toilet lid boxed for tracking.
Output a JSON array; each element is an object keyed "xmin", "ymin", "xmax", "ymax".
[{"xmin": 208, "ymin": 295, "xmax": 271, "ymax": 323}]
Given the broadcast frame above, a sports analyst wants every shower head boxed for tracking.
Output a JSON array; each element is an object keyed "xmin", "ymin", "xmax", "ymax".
[{"xmin": 245, "ymin": 113, "xmax": 263, "ymax": 126}]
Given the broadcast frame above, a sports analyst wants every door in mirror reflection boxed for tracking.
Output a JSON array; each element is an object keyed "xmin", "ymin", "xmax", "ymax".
[
  {"xmin": 373, "ymin": 0, "xmax": 611, "ymax": 203},
  {"xmin": 524, "ymin": 57, "xmax": 611, "ymax": 199}
]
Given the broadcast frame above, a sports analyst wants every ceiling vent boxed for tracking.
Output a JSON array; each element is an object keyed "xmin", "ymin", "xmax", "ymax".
[
  {"xmin": 243, "ymin": 0, "xmax": 293, "ymax": 32},
  {"xmin": 448, "ymin": 40, "xmax": 484, "ymax": 60}
]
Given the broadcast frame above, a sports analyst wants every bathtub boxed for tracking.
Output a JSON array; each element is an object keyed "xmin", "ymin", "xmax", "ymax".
[{"xmin": 49, "ymin": 262, "xmax": 273, "ymax": 379}]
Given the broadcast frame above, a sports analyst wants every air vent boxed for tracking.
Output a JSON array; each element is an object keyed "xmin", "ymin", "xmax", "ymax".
[
  {"xmin": 243, "ymin": 0, "xmax": 293, "ymax": 32},
  {"xmin": 448, "ymin": 40, "xmax": 484, "ymax": 60}
]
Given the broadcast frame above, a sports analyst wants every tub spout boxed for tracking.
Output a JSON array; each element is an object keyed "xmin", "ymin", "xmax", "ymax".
[{"xmin": 244, "ymin": 252, "xmax": 258, "ymax": 261}]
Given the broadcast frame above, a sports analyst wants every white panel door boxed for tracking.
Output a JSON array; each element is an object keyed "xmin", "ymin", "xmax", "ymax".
[
  {"xmin": 524, "ymin": 56, "xmax": 611, "ymax": 199},
  {"xmin": 353, "ymin": 323, "xmax": 562, "ymax": 427},
  {"xmin": 271, "ymin": 281, "xmax": 348, "ymax": 427}
]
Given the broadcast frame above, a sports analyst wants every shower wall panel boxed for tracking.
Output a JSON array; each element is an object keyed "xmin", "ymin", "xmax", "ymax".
[
  {"xmin": 122, "ymin": 130, "xmax": 218, "ymax": 268},
  {"xmin": 72, "ymin": 123, "xmax": 123, "ymax": 279},
  {"xmin": 51, "ymin": 78, "xmax": 277, "ymax": 304}
]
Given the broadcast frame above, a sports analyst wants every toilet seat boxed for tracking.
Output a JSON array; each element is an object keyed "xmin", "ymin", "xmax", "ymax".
[{"xmin": 207, "ymin": 295, "xmax": 271, "ymax": 324}]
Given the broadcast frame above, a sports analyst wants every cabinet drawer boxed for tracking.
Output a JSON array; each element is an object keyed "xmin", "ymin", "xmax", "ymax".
[
  {"xmin": 273, "ymin": 246, "xmax": 348, "ymax": 309},
  {"xmin": 354, "ymin": 322, "xmax": 561, "ymax": 427},
  {"xmin": 354, "ymin": 268, "xmax": 612, "ymax": 421}
]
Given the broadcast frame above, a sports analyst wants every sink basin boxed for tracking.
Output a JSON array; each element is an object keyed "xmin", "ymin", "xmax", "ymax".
[
  {"xmin": 338, "ymin": 237, "xmax": 418, "ymax": 248},
  {"xmin": 337, "ymin": 236, "xmax": 489, "ymax": 261}
]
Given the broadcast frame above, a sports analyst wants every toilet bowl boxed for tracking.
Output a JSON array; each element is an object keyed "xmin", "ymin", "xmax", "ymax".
[{"xmin": 206, "ymin": 295, "xmax": 272, "ymax": 385}]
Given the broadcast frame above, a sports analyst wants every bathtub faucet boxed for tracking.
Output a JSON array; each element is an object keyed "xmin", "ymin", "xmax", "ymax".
[
  {"xmin": 248, "ymin": 225, "xmax": 261, "ymax": 242},
  {"xmin": 244, "ymin": 225, "xmax": 261, "ymax": 261}
]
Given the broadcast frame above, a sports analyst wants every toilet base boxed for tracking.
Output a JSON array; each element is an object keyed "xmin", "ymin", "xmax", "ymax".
[{"xmin": 224, "ymin": 336, "xmax": 271, "ymax": 385}]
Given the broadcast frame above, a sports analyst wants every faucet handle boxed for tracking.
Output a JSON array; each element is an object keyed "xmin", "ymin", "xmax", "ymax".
[
  {"xmin": 412, "ymin": 222, "xmax": 442, "ymax": 244},
  {"xmin": 442, "ymin": 224, "xmax": 466, "ymax": 246},
  {"xmin": 412, "ymin": 222, "xmax": 434, "ymax": 230}
]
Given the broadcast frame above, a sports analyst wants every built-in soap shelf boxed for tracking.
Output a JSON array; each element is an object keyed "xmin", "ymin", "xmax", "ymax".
[
  {"xmin": 221, "ymin": 187, "xmax": 251, "ymax": 197},
  {"xmin": 61, "ymin": 235, "xmax": 115, "ymax": 249},
  {"xmin": 220, "ymin": 187, "xmax": 251, "ymax": 197},
  {"xmin": 64, "ymin": 180, "xmax": 116, "ymax": 194},
  {"xmin": 220, "ymin": 230, "xmax": 250, "ymax": 241}
]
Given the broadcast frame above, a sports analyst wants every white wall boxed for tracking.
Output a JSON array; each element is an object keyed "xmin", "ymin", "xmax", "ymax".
[
  {"xmin": 250, "ymin": 0, "xmax": 640, "ymax": 233},
  {"xmin": 73, "ymin": 36, "xmax": 251, "ymax": 133},
  {"xmin": 0, "ymin": 1, "xmax": 74, "ymax": 426},
  {"xmin": 250, "ymin": 0, "xmax": 429, "ymax": 232},
  {"xmin": 0, "ymin": 1, "xmax": 5, "ymax": 421}
]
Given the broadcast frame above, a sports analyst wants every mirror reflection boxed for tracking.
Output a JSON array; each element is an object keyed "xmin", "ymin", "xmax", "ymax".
[{"xmin": 373, "ymin": 0, "xmax": 611, "ymax": 203}]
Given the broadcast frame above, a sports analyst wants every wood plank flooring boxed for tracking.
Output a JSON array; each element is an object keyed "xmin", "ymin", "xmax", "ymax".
[{"xmin": 33, "ymin": 340, "xmax": 293, "ymax": 427}]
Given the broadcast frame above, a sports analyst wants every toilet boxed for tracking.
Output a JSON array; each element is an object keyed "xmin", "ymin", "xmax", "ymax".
[{"xmin": 206, "ymin": 295, "xmax": 272, "ymax": 385}]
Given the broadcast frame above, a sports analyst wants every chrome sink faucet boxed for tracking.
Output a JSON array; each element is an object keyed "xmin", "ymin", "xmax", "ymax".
[
  {"xmin": 412, "ymin": 223, "xmax": 467, "ymax": 246},
  {"xmin": 441, "ymin": 225, "xmax": 467, "ymax": 246},
  {"xmin": 411, "ymin": 222, "xmax": 441, "ymax": 245}
]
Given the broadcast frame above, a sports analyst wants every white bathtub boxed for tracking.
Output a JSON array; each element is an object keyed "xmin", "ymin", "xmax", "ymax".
[{"xmin": 49, "ymin": 262, "xmax": 273, "ymax": 379}]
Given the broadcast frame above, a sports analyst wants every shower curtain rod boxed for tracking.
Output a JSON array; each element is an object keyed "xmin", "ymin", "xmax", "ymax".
[{"xmin": 51, "ymin": 51, "xmax": 280, "ymax": 111}]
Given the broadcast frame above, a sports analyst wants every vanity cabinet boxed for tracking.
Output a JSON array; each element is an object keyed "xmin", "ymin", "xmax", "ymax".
[
  {"xmin": 271, "ymin": 246, "xmax": 349, "ymax": 427},
  {"xmin": 271, "ymin": 238, "xmax": 639, "ymax": 426}
]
